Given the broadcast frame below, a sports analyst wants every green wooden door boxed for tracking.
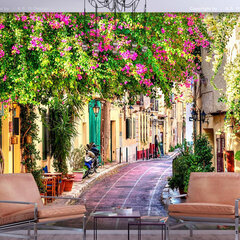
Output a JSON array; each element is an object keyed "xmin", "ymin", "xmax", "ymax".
[{"xmin": 89, "ymin": 100, "xmax": 102, "ymax": 164}]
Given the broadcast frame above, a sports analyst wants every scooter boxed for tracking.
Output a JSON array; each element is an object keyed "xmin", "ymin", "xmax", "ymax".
[{"xmin": 82, "ymin": 143, "xmax": 100, "ymax": 179}]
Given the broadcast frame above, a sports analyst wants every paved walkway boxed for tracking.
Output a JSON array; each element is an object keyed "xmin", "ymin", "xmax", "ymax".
[
  {"xmin": 0, "ymin": 230, "xmax": 236, "ymax": 240},
  {"xmin": 60, "ymin": 156, "xmax": 176, "ymax": 230}
]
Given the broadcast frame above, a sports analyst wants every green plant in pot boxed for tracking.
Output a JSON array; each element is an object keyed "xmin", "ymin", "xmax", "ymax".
[
  {"xmin": 47, "ymin": 97, "xmax": 83, "ymax": 191},
  {"xmin": 68, "ymin": 145, "xmax": 85, "ymax": 181},
  {"xmin": 168, "ymin": 154, "xmax": 192, "ymax": 194}
]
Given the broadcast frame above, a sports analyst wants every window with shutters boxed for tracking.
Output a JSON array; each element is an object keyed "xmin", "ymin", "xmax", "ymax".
[
  {"xmin": 133, "ymin": 118, "xmax": 136, "ymax": 139},
  {"xmin": 126, "ymin": 118, "xmax": 132, "ymax": 139}
]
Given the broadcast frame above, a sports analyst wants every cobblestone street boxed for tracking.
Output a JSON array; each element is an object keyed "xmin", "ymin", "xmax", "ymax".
[{"xmin": 60, "ymin": 158, "xmax": 173, "ymax": 230}]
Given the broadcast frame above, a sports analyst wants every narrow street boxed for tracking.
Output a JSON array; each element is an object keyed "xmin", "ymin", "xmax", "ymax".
[{"xmin": 65, "ymin": 158, "xmax": 172, "ymax": 230}]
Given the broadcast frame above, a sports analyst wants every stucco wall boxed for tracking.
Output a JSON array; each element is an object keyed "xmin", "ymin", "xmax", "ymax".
[{"xmin": 201, "ymin": 48, "xmax": 227, "ymax": 114}]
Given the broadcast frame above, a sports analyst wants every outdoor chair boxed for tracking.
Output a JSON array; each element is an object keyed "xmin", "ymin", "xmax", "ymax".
[
  {"xmin": 168, "ymin": 172, "xmax": 240, "ymax": 240},
  {"xmin": 0, "ymin": 173, "xmax": 87, "ymax": 240}
]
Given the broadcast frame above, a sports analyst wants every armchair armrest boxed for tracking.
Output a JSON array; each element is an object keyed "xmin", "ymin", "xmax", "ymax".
[
  {"xmin": 0, "ymin": 200, "xmax": 38, "ymax": 221},
  {"xmin": 235, "ymin": 198, "xmax": 240, "ymax": 218}
]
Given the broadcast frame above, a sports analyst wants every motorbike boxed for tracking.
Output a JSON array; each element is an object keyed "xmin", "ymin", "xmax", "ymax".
[{"xmin": 82, "ymin": 143, "xmax": 100, "ymax": 179}]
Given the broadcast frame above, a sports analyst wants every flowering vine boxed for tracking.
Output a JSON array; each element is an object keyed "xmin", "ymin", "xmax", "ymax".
[{"xmin": 0, "ymin": 12, "xmax": 209, "ymax": 107}]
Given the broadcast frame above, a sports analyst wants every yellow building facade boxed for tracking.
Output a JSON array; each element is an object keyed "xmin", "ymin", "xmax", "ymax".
[{"xmin": 1, "ymin": 104, "xmax": 21, "ymax": 174}]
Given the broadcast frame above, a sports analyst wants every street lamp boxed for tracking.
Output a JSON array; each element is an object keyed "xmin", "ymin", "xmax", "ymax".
[
  {"xmin": 201, "ymin": 110, "xmax": 206, "ymax": 123},
  {"xmin": 191, "ymin": 109, "xmax": 207, "ymax": 123},
  {"xmin": 93, "ymin": 101, "xmax": 100, "ymax": 117},
  {"xmin": 190, "ymin": 107, "xmax": 208, "ymax": 136},
  {"xmin": 191, "ymin": 109, "xmax": 198, "ymax": 121},
  {"xmin": 129, "ymin": 105, "xmax": 134, "ymax": 118}
]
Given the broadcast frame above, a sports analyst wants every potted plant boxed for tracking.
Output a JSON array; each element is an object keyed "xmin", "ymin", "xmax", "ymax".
[
  {"xmin": 63, "ymin": 176, "xmax": 74, "ymax": 192},
  {"xmin": 68, "ymin": 145, "xmax": 85, "ymax": 182},
  {"xmin": 168, "ymin": 154, "xmax": 190, "ymax": 194}
]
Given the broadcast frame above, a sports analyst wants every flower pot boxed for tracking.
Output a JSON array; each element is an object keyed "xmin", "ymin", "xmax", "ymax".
[
  {"xmin": 64, "ymin": 178, "xmax": 74, "ymax": 192},
  {"xmin": 73, "ymin": 170, "xmax": 83, "ymax": 182},
  {"xmin": 60, "ymin": 178, "xmax": 66, "ymax": 194}
]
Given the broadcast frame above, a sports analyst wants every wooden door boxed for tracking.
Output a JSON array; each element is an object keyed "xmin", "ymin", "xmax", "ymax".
[
  {"xmin": 216, "ymin": 135, "xmax": 225, "ymax": 172},
  {"xmin": 226, "ymin": 150, "xmax": 234, "ymax": 172}
]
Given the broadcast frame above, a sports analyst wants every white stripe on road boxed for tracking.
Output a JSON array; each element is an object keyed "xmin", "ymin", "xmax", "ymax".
[
  {"xmin": 89, "ymin": 162, "xmax": 146, "ymax": 218},
  {"xmin": 147, "ymin": 165, "xmax": 172, "ymax": 216},
  {"xmin": 121, "ymin": 167, "xmax": 155, "ymax": 207}
]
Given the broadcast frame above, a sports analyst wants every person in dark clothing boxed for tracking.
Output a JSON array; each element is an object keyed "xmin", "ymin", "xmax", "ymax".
[{"xmin": 154, "ymin": 135, "xmax": 159, "ymax": 158}]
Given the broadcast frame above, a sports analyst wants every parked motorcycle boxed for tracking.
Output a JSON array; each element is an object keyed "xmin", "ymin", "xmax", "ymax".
[{"xmin": 82, "ymin": 143, "xmax": 100, "ymax": 179}]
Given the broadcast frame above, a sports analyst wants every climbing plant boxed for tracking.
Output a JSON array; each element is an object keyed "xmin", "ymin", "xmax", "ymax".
[
  {"xmin": 20, "ymin": 104, "xmax": 44, "ymax": 191},
  {"xmin": 0, "ymin": 13, "xmax": 210, "ymax": 107},
  {"xmin": 204, "ymin": 13, "xmax": 240, "ymax": 129}
]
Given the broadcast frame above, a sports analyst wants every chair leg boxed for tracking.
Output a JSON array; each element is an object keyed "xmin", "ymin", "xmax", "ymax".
[
  {"xmin": 83, "ymin": 215, "xmax": 87, "ymax": 240},
  {"xmin": 33, "ymin": 223, "xmax": 37, "ymax": 240},
  {"xmin": 235, "ymin": 217, "xmax": 239, "ymax": 240}
]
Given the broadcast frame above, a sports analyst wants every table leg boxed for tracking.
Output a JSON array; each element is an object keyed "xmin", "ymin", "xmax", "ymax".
[
  {"xmin": 93, "ymin": 217, "xmax": 96, "ymax": 240},
  {"xmin": 96, "ymin": 217, "xmax": 98, "ymax": 240},
  {"xmin": 162, "ymin": 225, "xmax": 163, "ymax": 240},
  {"xmin": 128, "ymin": 223, "xmax": 130, "ymax": 240}
]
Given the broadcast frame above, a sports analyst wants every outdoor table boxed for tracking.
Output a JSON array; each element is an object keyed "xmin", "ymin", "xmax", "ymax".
[
  {"xmin": 91, "ymin": 210, "xmax": 141, "ymax": 240},
  {"xmin": 128, "ymin": 216, "xmax": 168, "ymax": 240},
  {"xmin": 44, "ymin": 173, "xmax": 62, "ymax": 196}
]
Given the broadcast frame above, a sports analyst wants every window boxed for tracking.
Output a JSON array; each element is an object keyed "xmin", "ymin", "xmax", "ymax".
[
  {"xmin": 126, "ymin": 118, "xmax": 132, "ymax": 139},
  {"xmin": 133, "ymin": 118, "xmax": 136, "ymax": 139}
]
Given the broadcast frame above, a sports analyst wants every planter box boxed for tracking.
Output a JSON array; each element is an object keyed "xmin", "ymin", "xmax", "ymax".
[{"xmin": 73, "ymin": 170, "xmax": 83, "ymax": 182}]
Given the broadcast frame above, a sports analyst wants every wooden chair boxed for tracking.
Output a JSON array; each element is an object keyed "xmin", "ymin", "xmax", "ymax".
[{"xmin": 43, "ymin": 177, "xmax": 56, "ymax": 203}]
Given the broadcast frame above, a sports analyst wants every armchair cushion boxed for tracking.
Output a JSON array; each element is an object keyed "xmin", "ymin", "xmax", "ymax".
[
  {"xmin": 0, "ymin": 174, "xmax": 43, "ymax": 216},
  {"xmin": 168, "ymin": 203, "xmax": 234, "ymax": 216},
  {"xmin": 0, "ymin": 208, "xmax": 35, "ymax": 226},
  {"xmin": 38, "ymin": 205, "xmax": 86, "ymax": 219}
]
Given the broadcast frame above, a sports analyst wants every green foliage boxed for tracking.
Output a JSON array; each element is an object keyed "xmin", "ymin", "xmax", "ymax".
[
  {"xmin": 169, "ymin": 146, "xmax": 175, "ymax": 152},
  {"xmin": 168, "ymin": 154, "xmax": 191, "ymax": 191},
  {"xmin": 235, "ymin": 151, "xmax": 240, "ymax": 161},
  {"xmin": 20, "ymin": 104, "xmax": 44, "ymax": 192},
  {"xmin": 194, "ymin": 134, "xmax": 214, "ymax": 171},
  {"xmin": 168, "ymin": 135, "xmax": 214, "ymax": 192},
  {"xmin": 68, "ymin": 145, "xmax": 85, "ymax": 171},
  {"xmin": 48, "ymin": 97, "xmax": 83, "ymax": 175},
  {"xmin": 204, "ymin": 14, "xmax": 240, "ymax": 129},
  {"xmin": 0, "ymin": 13, "xmax": 209, "ymax": 108}
]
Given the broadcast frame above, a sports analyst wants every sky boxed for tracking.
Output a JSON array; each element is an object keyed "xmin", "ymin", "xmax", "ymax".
[{"xmin": 0, "ymin": 0, "xmax": 240, "ymax": 12}]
